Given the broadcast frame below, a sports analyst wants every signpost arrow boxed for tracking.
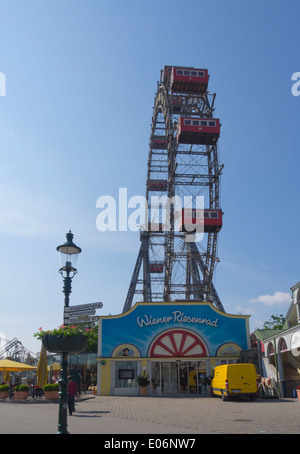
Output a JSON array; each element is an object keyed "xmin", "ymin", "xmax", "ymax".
[
  {"xmin": 65, "ymin": 309, "xmax": 96, "ymax": 317},
  {"xmin": 68, "ymin": 302, "xmax": 103, "ymax": 312},
  {"xmin": 65, "ymin": 316, "xmax": 99, "ymax": 324}
]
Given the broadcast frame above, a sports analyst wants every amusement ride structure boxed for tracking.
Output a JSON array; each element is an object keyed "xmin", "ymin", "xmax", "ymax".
[
  {"xmin": 0, "ymin": 337, "xmax": 36, "ymax": 363},
  {"xmin": 123, "ymin": 65, "xmax": 224, "ymax": 313}
]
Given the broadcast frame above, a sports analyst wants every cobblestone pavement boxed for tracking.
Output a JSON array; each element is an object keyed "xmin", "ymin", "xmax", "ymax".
[
  {"xmin": 0, "ymin": 395, "xmax": 300, "ymax": 434},
  {"xmin": 73, "ymin": 395, "xmax": 300, "ymax": 434}
]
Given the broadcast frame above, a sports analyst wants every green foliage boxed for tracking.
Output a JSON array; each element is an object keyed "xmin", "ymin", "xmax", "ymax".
[
  {"xmin": 15, "ymin": 385, "xmax": 29, "ymax": 392},
  {"xmin": 43, "ymin": 383, "xmax": 59, "ymax": 391},
  {"xmin": 137, "ymin": 375, "xmax": 150, "ymax": 387},
  {"xmin": 34, "ymin": 323, "xmax": 98, "ymax": 350},
  {"xmin": 0, "ymin": 385, "xmax": 9, "ymax": 392},
  {"xmin": 263, "ymin": 314, "xmax": 286, "ymax": 330}
]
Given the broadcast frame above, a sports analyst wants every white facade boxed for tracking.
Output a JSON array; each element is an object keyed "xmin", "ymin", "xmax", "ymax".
[{"xmin": 256, "ymin": 281, "xmax": 300, "ymax": 397}]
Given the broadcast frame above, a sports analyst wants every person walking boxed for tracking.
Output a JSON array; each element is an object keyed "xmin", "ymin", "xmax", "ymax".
[{"xmin": 67, "ymin": 375, "xmax": 78, "ymax": 416}]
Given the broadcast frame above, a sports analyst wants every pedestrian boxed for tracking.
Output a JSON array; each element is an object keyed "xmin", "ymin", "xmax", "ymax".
[{"xmin": 67, "ymin": 375, "xmax": 78, "ymax": 416}]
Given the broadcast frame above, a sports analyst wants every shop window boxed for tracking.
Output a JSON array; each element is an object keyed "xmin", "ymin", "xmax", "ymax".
[
  {"xmin": 68, "ymin": 353, "xmax": 88, "ymax": 367},
  {"xmin": 47, "ymin": 352, "xmax": 97, "ymax": 389},
  {"xmin": 87, "ymin": 353, "xmax": 97, "ymax": 368},
  {"xmin": 118, "ymin": 369, "xmax": 134, "ymax": 380},
  {"xmin": 115, "ymin": 361, "xmax": 137, "ymax": 388},
  {"xmin": 77, "ymin": 353, "xmax": 87, "ymax": 365}
]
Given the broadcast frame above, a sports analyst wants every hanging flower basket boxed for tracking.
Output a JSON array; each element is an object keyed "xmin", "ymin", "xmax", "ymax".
[
  {"xmin": 41, "ymin": 333, "xmax": 88, "ymax": 353},
  {"xmin": 34, "ymin": 324, "xmax": 96, "ymax": 354}
]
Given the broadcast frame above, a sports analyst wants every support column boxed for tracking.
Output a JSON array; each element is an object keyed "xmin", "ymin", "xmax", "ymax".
[
  {"xmin": 277, "ymin": 353, "xmax": 285, "ymax": 397},
  {"xmin": 57, "ymin": 352, "xmax": 69, "ymax": 434}
]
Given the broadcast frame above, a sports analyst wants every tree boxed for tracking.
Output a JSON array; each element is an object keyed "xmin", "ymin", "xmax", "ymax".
[{"xmin": 263, "ymin": 314, "xmax": 286, "ymax": 330}]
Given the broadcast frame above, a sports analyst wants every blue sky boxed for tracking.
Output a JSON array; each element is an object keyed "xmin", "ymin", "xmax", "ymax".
[{"xmin": 0, "ymin": 0, "xmax": 299, "ymax": 354}]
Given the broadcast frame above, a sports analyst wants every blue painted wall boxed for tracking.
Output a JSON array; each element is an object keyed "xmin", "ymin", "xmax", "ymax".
[{"xmin": 100, "ymin": 303, "xmax": 250, "ymax": 357}]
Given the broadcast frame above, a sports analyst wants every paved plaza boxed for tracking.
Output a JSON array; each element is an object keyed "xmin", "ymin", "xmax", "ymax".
[{"xmin": 0, "ymin": 395, "xmax": 299, "ymax": 435}]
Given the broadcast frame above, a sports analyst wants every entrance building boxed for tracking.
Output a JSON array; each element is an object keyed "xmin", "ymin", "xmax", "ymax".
[{"xmin": 97, "ymin": 302, "xmax": 250, "ymax": 396}]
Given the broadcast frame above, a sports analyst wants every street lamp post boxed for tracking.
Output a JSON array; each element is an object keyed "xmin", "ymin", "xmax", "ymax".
[{"xmin": 56, "ymin": 230, "xmax": 81, "ymax": 435}]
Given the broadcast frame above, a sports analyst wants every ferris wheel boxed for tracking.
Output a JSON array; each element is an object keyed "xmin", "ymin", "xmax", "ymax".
[{"xmin": 123, "ymin": 66, "xmax": 224, "ymax": 313}]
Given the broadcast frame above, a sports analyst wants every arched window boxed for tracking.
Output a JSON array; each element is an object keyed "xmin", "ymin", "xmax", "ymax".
[
  {"xmin": 267, "ymin": 342, "xmax": 275, "ymax": 356},
  {"xmin": 278, "ymin": 338, "xmax": 288, "ymax": 352}
]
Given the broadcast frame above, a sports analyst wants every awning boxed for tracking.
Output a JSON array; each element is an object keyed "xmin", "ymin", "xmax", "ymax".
[{"xmin": 0, "ymin": 359, "xmax": 36, "ymax": 371}]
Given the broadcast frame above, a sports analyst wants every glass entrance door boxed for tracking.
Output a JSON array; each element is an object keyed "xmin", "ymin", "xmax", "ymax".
[
  {"xmin": 161, "ymin": 362, "xmax": 169, "ymax": 394},
  {"xmin": 161, "ymin": 362, "xmax": 178, "ymax": 394},
  {"xmin": 151, "ymin": 361, "xmax": 208, "ymax": 395},
  {"xmin": 179, "ymin": 362, "xmax": 188, "ymax": 394},
  {"xmin": 197, "ymin": 360, "xmax": 207, "ymax": 395},
  {"xmin": 187, "ymin": 361, "xmax": 207, "ymax": 394}
]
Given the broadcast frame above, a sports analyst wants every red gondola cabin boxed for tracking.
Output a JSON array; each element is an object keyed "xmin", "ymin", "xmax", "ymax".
[
  {"xmin": 177, "ymin": 117, "xmax": 221, "ymax": 145},
  {"xmin": 170, "ymin": 67, "xmax": 209, "ymax": 93},
  {"xmin": 179, "ymin": 209, "xmax": 223, "ymax": 234},
  {"xmin": 149, "ymin": 262, "xmax": 164, "ymax": 273},
  {"xmin": 152, "ymin": 136, "xmax": 167, "ymax": 149},
  {"xmin": 148, "ymin": 179, "xmax": 168, "ymax": 191}
]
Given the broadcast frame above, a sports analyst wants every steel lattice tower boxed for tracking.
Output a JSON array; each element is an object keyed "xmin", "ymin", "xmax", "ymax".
[{"xmin": 123, "ymin": 66, "xmax": 224, "ymax": 313}]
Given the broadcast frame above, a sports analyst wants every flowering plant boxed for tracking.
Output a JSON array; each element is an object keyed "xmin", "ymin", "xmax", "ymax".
[{"xmin": 34, "ymin": 324, "xmax": 98, "ymax": 351}]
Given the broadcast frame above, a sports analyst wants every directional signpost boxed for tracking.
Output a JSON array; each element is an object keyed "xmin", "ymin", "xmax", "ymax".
[
  {"xmin": 66, "ymin": 309, "xmax": 96, "ymax": 317},
  {"xmin": 64, "ymin": 302, "xmax": 103, "ymax": 324},
  {"xmin": 66, "ymin": 316, "xmax": 99, "ymax": 324}
]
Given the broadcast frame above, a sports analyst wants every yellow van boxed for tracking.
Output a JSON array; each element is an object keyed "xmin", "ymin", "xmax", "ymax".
[{"xmin": 210, "ymin": 363, "xmax": 258, "ymax": 401}]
